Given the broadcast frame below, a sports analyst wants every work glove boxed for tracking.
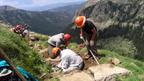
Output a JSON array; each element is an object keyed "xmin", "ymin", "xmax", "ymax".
[
  {"xmin": 80, "ymin": 35, "xmax": 84, "ymax": 40},
  {"xmin": 85, "ymin": 40, "xmax": 89, "ymax": 46},
  {"xmin": 90, "ymin": 40, "xmax": 94, "ymax": 47}
]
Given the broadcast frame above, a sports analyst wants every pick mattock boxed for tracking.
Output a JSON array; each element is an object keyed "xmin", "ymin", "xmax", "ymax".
[
  {"xmin": 0, "ymin": 48, "xmax": 27, "ymax": 81},
  {"xmin": 81, "ymin": 38, "xmax": 99, "ymax": 65}
]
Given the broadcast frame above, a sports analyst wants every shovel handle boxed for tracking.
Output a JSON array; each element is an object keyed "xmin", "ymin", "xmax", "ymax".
[{"xmin": 81, "ymin": 38, "xmax": 99, "ymax": 64}]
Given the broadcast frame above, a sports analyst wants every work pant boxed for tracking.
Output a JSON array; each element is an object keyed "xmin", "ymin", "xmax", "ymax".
[
  {"xmin": 85, "ymin": 35, "xmax": 98, "ymax": 57},
  {"xmin": 48, "ymin": 44, "xmax": 55, "ymax": 58},
  {"xmin": 63, "ymin": 62, "xmax": 84, "ymax": 73}
]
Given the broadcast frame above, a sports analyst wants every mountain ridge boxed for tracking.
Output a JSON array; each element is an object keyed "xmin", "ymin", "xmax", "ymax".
[
  {"xmin": 23, "ymin": 1, "xmax": 85, "ymax": 11},
  {"xmin": 0, "ymin": 5, "xmax": 75, "ymax": 35}
]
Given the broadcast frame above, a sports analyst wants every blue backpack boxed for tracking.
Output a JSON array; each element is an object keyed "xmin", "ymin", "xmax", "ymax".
[{"xmin": 0, "ymin": 59, "xmax": 38, "ymax": 81}]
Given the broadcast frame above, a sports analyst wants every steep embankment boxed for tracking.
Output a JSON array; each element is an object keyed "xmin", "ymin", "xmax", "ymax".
[
  {"xmin": 65, "ymin": 0, "xmax": 144, "ymax": 61},
  {"xmin": 62, "ymin": 0, "xmax": 144, "ymax": 81},
  {"xmin": 67, "ymin": 43, "xmax": 144, "ymax": 81},
  {"xmin": 0, "ymin": 24, "xmax": 50, "ymax": 78}
]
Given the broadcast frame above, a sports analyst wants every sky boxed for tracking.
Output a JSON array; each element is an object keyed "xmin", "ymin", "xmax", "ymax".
[{"xmin": 0, "ymin": 0, "xmax": 85, "ymax": 9}]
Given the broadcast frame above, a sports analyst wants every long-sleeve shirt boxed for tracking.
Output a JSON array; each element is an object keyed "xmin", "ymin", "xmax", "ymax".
[
  {"xmin": 48, "ymin": 33, "xmax": 65, "ymax": 47},
  {"xmin": 57, "ymin": 49, "xmax": 83, "ymax": 73}
]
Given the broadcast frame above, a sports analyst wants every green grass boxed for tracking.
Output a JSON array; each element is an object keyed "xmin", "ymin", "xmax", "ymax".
[
  {"xmin": 97, "ymin": 36, "xmax": 137, "ymax": 58},
  {"xmin": 98, "ymin": 49, "xmax": 144, "ymax": 81},
  {"xmin": 31, "ymin": 32, "xmax": 49, "ymax": 41},
  {"xmin": 30, "ymin": 32, "xmax": 48, "ymax": 50},
  {"xmin": 0, "ymin": 26, "xmax": 50, "ymax": 78},
  {"xmin": 1, "ymin": 25, "xmax": 143, "ymax": 81},
  {"xmin": 68, "ymin": 43, "xmax": 144, "ymax": 81}
]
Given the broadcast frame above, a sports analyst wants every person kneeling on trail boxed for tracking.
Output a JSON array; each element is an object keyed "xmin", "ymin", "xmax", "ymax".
[
  {"xmin": 47, "ymin": 33, "xmax": 71, "ymax": 58},
  {"xmin": 50, "ymin": 47, "xmax": 84, "ymax": 73}
]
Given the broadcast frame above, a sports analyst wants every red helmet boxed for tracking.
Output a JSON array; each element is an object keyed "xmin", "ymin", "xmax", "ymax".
[
  {"xmin": 64, "ymin": 34, "xmax": 71, "ymax": 46},
  {"xmin": 64, "ymin": 34, "xmax": 71, "ymax": 41}
]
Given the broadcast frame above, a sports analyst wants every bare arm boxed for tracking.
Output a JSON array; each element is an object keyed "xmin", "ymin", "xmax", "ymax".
[
  {"xmin": 80, "ymin": 28, "xmax": 83, "ymax": 37},
  {"xmin": 46, "ymin": 58, "xmax": 61, "ymax": 62},
  {"xmin": 91, "ymin": 28, "xmax": 97, "ymax": 40}
]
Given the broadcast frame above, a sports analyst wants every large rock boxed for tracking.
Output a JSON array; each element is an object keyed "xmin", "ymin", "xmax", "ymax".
[
  {"xmin": 59, "ymin": 64, "xmax": 130, "ymax": 81},
  {"xmin": 88, "ymin": 64, "xmax": 130, "ymax": 81},
  {"xmin": 60, "ymin": 71, "xmax": 95, "ymax": 81},
  {"xmin": 109, "ymin": 58, "xmax": 121, "ymax": 65}
]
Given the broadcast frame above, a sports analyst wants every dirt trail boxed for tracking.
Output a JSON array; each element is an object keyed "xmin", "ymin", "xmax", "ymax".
[
  {"xmin": 28, "ymin": 33, "xmax": 130, "ymax": 81},
  {"xmin": 39, "ymin": 48, "xmax": 49, "ymax": 58},
  {"xmin": 49, "ymin": 64, "xmax": 130, "ymax": 81},
  {"xmin": 38, "ymin": 48, "xmax": 130, "ymax": 81}
]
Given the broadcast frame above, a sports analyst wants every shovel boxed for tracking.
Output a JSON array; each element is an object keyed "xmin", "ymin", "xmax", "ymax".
[{"xmin": 81, "ymin": 38, "xmax": 99, "ymax": 65}]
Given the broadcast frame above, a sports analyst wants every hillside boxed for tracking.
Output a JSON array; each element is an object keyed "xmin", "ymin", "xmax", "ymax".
[
  {"xmin": 49, "ymin": 3, "xmax": 84, "ymax": 16},
  {"xmin": 1, "ymin": 0, "xmax": 144, "ymax": 81},
  {"xmin": 63, "ymin": 0, "xmax": 144, "ymax": 80},
  {"xmin": 0, "ymin": 24, "xmax": 50, "ymax": 78},
  {"xmin": 66, "ymin": 43, "xmax": 144, "ymax": 81},
  {"xmin": 0, "ymin": 23, "xmax": 144, "ymax": 81},
  {"xmin": 0, "ymin": 5, "xmax": 72, "ymax": 35},
  {"xmin": 65, "ymin": 0, "xmax": 144, "ymax": 61}
]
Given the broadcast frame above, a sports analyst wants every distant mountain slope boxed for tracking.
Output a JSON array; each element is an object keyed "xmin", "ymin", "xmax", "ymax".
[
  {"xmin": 25, "ymin": 1, "xmax": 85, "ymax": 11},
  {"xmin": 49, "ymin": 3, "xmax": 84, "ymax": 15},
  {"xmin": 0, "ymin": 5, "xmax": 72, "ymax": 35},
  {"xmin": 0, "ymin": 5, "xmax": 17, "ymax": 11}
]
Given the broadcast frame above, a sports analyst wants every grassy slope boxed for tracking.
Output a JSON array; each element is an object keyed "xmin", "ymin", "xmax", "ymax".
[
  {"xmin": 24, "ymin": 33, "xmax": 144, "ymax": 81},
  {"xmin": 99, "ymin": 50, "xmax": 144, "ymax": 81},
  {"xmin": 29, "ymin": 32, "xmax": 48, "ymax": 50},
  {"xmin": 24, "ymin": 32, "xmax": 144, "ymax": 81},
  {"xmin": 0, "ymin": 25, "xmax": 49, "ymax": 77},
  {"xmin": 68, "ymin": 43, "xmax": 144, "ymax": 81},
  {"xmin": 3, "ymin": 24, "xmax": 142, "ymax": 81}
]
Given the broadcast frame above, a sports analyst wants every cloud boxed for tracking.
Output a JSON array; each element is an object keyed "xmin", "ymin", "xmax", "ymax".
[
  {"xmin": 31, "ymin": 0, "xmax": 85, "ymax": 5},
  {"xmin": 0, "ymin": 0, "xmax": 85, "ymax": 9},
  {"xmin": 0, "ymin": 0, "xmax": 32, "ymax": 7},
  {"xmin": 31, "ymin": 0, "xmax": 53, "ymax": 6}
]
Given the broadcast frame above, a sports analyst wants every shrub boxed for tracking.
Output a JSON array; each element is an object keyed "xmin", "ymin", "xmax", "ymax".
[{"xmin": 97, "ymin": 36, "xmax": 137, "ymax": 58}]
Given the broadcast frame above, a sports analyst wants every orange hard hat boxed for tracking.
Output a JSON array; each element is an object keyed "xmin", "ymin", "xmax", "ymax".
[
  {"xmin": 52, "ymin": 47, "xmax": 60, "ymax": 55},
  {"xmin": 74, "ymin": 16, "xmax": 86, "ymax": 28}
]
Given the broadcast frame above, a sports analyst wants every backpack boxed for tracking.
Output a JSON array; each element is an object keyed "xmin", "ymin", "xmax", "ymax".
[{"xmin": 0, "ymin": 59, "xmax": 38, "ymax": 81}]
